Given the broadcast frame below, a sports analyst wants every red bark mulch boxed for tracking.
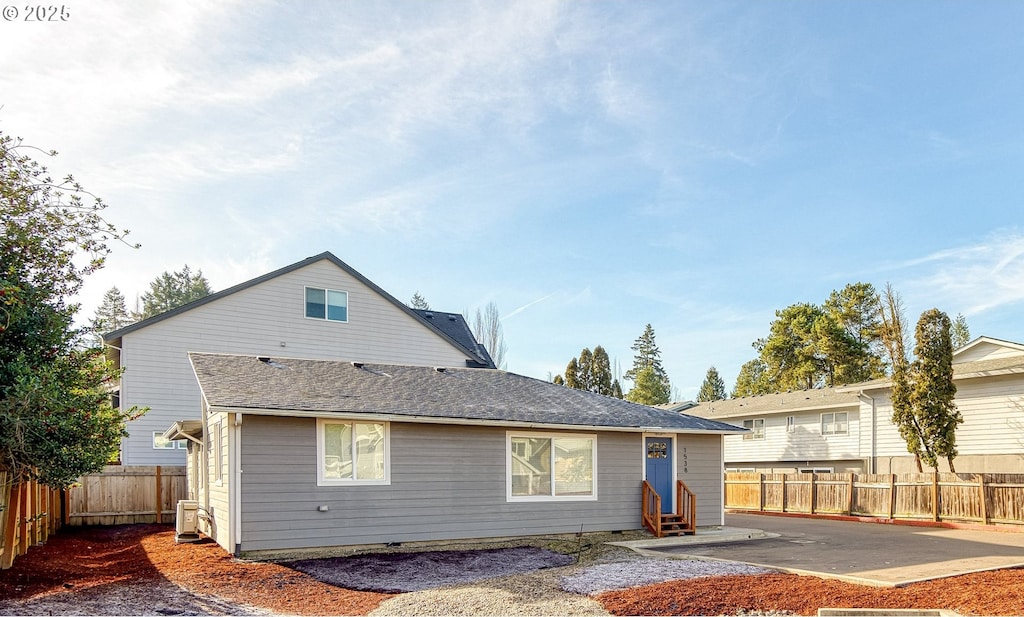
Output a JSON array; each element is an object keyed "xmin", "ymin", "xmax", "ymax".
[
  {"xmin": 0, "ymin": 524, "xmax": 392, "ymax": 615},
  {"xmin": 597, "ymin": 569, "xmax": 1024, "ymax": 616},
  {"xmin": 3, "ymin": 524, "xmax": 1024, "ymax": 615}
]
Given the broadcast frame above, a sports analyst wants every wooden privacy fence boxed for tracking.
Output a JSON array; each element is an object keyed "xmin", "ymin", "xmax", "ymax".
[
  {"xmin": 1, "ymin": 472, "xmax": 63, "ymax": 570},
  {"xmin": 1, "ymin": 466, "xmax": 187, "ymax": 570},
  {"xmin": 67, "ymin": 466, "xmax": 187, "ymax": 526},
  {"xmin": 725, "ymin": 472, "xmax": 1024, "ymax": 526}
]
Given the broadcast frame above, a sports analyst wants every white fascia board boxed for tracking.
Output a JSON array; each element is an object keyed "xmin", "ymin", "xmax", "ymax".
[
  {"xmin": 207, "ymin": 405, "xmax": 745, "ymax": 435},
  {"xmin": 704, "ymin": 400, "xmax": 861, "ymax": 419}
]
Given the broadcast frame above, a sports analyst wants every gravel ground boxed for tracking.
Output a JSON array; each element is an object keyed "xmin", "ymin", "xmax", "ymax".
[
  {"xmin": 561, "ymin": 559, "xmax": 773, "ymax": 595},
  {"xmin": 368, "ymin": 547, "xmax": 775, "ymax": 616}
]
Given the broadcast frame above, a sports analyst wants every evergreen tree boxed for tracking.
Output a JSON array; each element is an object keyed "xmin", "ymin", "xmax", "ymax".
[
  {"xmin": 611, "ymin": 379, "xmax": 623, "ymax": 399},
  {"xmin": 590, "ymin": 346, "xmax": 614, "ymax": 396},
  {"xmin": 90, "ymin": 286, "xmax": 132, "ymax": 343},
  {"xmin": 138, "ymin": 265, "xmax": 212, "ymax": 319},
  {"xmin": 758, "ymin": 303, "xmax": 824, "ymax": 390},
  {"xmin": 552, "ymin": 374, "xmax": 564, "ymax": 386},
  {"xmin": 732, "ymin": 358, "xmax": 770, "ymax": 397},
  {"xmin": 561, "ymin": 345, "xmax": 615, "ymax": 396},
  {"xmin": 911, "ymin": 309, "xmax": 962, "ymax": 471},
  {"xmin": 577, "ymin": 348, "xmax": 594, "ymax": 392},
  {"xmin": 564, "ymin": 357, "xmax": 580, "ymax": 390},
  {"xmin": 625, "ymin": 366, "xmax": 671, "ymax": 405},
  {"xmin": 624, "ymin": 324, "xmax": 670, "ymax": 394},
  {"xmin": 951, "ymin": 313, "xmax": 971, "ymax": 349},
  {"xmin": 753, "ymin": 283, "xmax": 887, "ymax": 393},
  {"xmin": 409, "ymin": 292, "xmax": 430, "ymax": 310},
  {"xmin": 697, "ymin": 366, "xmax": 727, "ymax": 402},
  {"xmin": 823, "ymin": 282, "xmax": 887, "ymax": 383}
]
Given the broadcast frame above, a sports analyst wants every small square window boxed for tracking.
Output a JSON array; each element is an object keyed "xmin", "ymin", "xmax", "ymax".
[
  {"xmin": 305, "ymin": 287, "xmax": 348, "ymax": 322},
  {"xmin": 742, "ymin": 418, "xmax": 765, "ymax": 440},
  {"xmin": 153, "ymin": 432, "xmax": 176, "ymax": 449},
  {"xmin": 821, "ymin": 412, "xmax": 849, "ymax": 435},
  {"xmin": 317, "ymin": 420, "xmax": 389, "ymax": 485}
]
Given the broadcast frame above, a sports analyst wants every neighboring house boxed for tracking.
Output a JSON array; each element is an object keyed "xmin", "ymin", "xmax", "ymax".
[
  {"xmin": 164, "ymin": 352, "xmax": 745, "ymax": 556},
  {"xmin": 103, "ymin": 252, "xmax": 493, "ymax": 466},
  {"xmin": 687, "ymin": 337, "xmax": 1024, "ymax": 474}
]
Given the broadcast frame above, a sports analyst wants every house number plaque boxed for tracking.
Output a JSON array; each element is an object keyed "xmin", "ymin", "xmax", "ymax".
[{"xmin": 647, "ymin": 442, "xmax": 668, "ymax": 459}]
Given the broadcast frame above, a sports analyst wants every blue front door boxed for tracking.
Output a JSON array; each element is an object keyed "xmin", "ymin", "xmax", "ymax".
[{"xmin": 645, "ymin": 437, "xmax": 673, "ymax": 514}]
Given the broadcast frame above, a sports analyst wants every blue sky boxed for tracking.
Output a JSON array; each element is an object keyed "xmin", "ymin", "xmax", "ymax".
[{"xmin": 3, "ymin": 1, "xmax": 1023, "ymax": 399}]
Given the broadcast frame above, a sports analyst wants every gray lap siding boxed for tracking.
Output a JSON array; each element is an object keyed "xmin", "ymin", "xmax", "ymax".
[{"xmin": 239, "ymin": 416, "xmax": 644, "ymax": 552}]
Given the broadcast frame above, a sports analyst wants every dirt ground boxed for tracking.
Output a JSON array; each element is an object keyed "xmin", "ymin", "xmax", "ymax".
[{"xmin": 1, "ymin": 524, "xmax": 1023, "ymax": 616}]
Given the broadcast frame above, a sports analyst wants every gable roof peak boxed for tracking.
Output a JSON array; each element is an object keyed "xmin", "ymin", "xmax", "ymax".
[{"xmin": 102, "ymin": 251, "xmax": 493, "ymax": 367}]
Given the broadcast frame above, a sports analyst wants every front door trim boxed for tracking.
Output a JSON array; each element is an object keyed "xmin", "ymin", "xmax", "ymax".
[{"xmin": 642, "ymin": 432, "xmax": 676, "ymax": 513}]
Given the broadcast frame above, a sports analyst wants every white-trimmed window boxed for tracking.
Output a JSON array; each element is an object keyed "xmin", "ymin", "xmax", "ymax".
[
  {"xmin": 507, "ymin": 432, "xmax": 596, "ymax": 501},
  {"xmin": 317, "ymin": 419, "xmax": 389, "ymax": 486},
  {"xmin": 799, "ymin": 467, "xmax": 834, "ymax": 474},
  {"xmin": 786, "ymin": 416, "xmax": 795, "ymax": 433},
  {"xmin": 305, "ymin": 287, "xmax": 348, "ymax": 322},
  {"xmin": 821, "ymin": 412, "xmax": 849, "ymax": 436},
  {"xmin": 153, "ymin": 432, "xmax": 175, "ymax": 449},
  {"xmin": 212, "ymin": 421, "xmax": 224, "ymax": 485},
  {"xmin": 742, "ymin": 418, "xmax": 765, "ymax": 440}
]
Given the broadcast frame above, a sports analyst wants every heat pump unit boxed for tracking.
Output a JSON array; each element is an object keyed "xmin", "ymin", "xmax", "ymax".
[{"xmin": 175, "ymin": 500, "xmax": 200, "ymax": 543}]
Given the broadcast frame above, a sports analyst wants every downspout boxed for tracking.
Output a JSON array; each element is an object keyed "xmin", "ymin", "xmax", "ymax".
[
  {"xmin": 232, "ymin": 412, "xmax": 242, "ymax": 557},
  {"xmin": 857, "ymin": 391, "xmax": 877, "ymax": 474},
  {"xmin": 201, "ymin": 400, "xmax": 211, "ymax": 532},
  {"xmin": 720, "ymin": 434, "xmax": 726, "ymax": 526}
]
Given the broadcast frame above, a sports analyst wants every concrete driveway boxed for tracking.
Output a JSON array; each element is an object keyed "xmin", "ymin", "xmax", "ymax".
[{"xmin": 639, "ymin": 513, "xmax": 1024, "ymax": 587}]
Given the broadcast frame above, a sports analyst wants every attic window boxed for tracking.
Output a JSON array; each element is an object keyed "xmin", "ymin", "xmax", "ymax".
[{"xmin": 305, "ymin": 287, "xmax": 348, "ymax": 322}]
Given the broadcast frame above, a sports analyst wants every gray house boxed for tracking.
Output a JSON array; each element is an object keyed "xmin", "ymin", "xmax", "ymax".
[
  {"xmin": 166, "ymin": 353, "xmax": 744, "ymax": 556},
  {"xmin": 104, "ymin": 252, "xmax": 493, "ymax": 466}
]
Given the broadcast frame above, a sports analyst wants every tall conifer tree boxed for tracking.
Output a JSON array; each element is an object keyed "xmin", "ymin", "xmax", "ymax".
[{"xmin": 697, "ymin": 366, "xmax": 727, "ymax": 402}]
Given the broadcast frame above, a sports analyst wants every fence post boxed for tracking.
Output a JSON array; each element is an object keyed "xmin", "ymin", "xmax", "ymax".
[
  {"xmin": 781, "ymin": 474, "xmax": 788, "ymax": 512},
  {"xmin": 758, "ymin": 474, "xmax": 765, "ymax": 511},
  {"xmin": 847, "ymin": 472, "xmax": 855, "ymax": 515},
  {"xmin": 809, "ymin": 473, "xmax": 816, "ymax": 514},
  {"xmin": 1, "ymin": 482, "xmax": 20, "ymax": 570},
  {"xmin": 977, "ymin": 474, "xmax": 988, "ymax": 525},
  {"xmin": 888, "ymin": 473, "xmax": 896, "ymax": 519},
  {"xmin": 932, "ymin": 472, "xmax": 940, "ymax": 522},
  {"xmin": 155, "ymin": 466, "xmax": 162, "ymax": 524},
  {"xmin": 18, "ymin": 482, "xmax": 30, "ymax": 555}
]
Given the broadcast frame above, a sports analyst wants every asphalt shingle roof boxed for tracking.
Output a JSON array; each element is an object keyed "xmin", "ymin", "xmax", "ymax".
[
  {"xmin": 688, "ymin": 354, "xmax": 1024, "ymax": 420},
  {"xmin": 687, "ymin": 388, "xmax": 861, "ymax": 420},
  {"xmin": 190, "ymin": 353, "xmax": 744, "ymax": 433}
]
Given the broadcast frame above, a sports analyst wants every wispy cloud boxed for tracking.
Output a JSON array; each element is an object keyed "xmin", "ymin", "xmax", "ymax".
[
  {"xmin": 504, "ymin": 292, "xmax": 558, "ymax": 320},
  {"xmin": 886, "ymin": 231, "xmax": 1024, "ymax": 315}
]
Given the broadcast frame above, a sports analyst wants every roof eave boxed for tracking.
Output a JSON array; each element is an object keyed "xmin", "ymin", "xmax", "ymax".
[{"xmin": 206, "ymin": 405, "xmax": 746, "ymax": 435}]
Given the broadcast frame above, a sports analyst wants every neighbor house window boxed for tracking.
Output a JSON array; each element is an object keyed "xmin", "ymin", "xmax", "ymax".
[
  {"xmin": 742, "ymin": 418, "xmax": 765, "ymax": 440},
  {"xmin": 799, "ymin": 467, "xmax": 834, "ymax": 474},
  {"xmin": 212, "ymin": 421, "xmax": 224, "ymax": 485},
  {"xmin": 305, "ymin": 287, "xmax": 348, "ymax": 322},
  {"xmin": 153, "ymin": 432, "xmax": 175, "ymax": 449},
  {"xmin": 786, "ymin": 416, "xmax": 795, "ymax": 433},
  {"xmin": 317, "ymin": 419, "xmax": 389, "ymax": 485},
  {"xmin": 821, "ymin": 412, "xmax": 849, "ymax": 435},
  {"xmin": 507, "ymin": 432, "xmax": 596, "ymax": 501}
]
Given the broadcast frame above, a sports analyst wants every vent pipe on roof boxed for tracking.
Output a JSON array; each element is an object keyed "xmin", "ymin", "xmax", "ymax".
[
  {"xmin": 352, "ymin": 361, "xmax": 364, "ymax": 368},
  {"xmin": 435, "ymin": 367, "xmax": 446, "ymax": 373},
  {"xmin": 257, "ymin": 356, "xmax": 270, "ymax": 363},
  {"xmin": 424, "ymin": 312, "xmax": 433, "ymax": 318}
]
